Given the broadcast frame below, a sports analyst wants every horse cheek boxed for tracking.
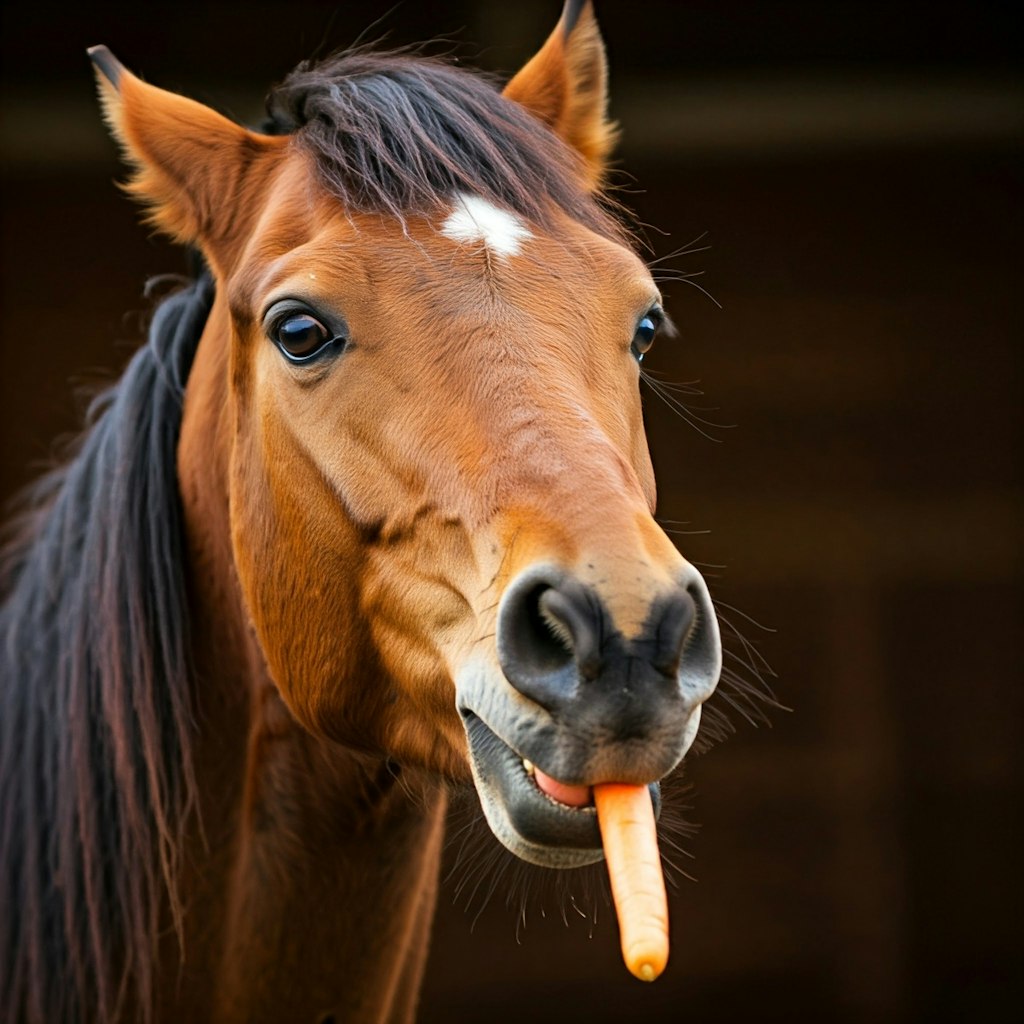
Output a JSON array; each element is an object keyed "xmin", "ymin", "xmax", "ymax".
[
  {"xmin": 357, "ymin": 529, "xmax": 481, "ymax": 775},
  {"xmin": 228, "ymin": 434, "xmax": 389, "ymax": 751}
]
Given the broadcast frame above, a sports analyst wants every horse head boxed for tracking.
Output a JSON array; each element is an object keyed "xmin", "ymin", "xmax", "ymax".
[{"xmin": 91, "ymin": 0, "xmax": 721, "ymax": 873}]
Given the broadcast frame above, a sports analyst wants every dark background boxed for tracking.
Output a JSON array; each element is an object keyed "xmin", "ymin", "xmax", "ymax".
[{"xmin": 1, "ymin": 2, "xmax": 1020, "ymax": 1021}]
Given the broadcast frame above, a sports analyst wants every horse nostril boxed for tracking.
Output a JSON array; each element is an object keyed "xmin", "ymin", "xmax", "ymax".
[
  {"xmin": 538, "ymin": 586, "xmax": 601, "ymax": 681},
  {"xmin": 522, "ymin": 585, "xmax": 577, "ymax": 670},
  {"xmin": 672, "ymin": 567, "xmax": 723, "ymax": 706},
  {"xmin": 650, "ymin": 588, "xmax": 697, "ymax": 678},
  {"xmin": 496, "ymin": 565, "xmax": 720, "ymax": 713},
  {"xmin": 496, "ymin": 572, "xmax": 602, "ymax": 711}
]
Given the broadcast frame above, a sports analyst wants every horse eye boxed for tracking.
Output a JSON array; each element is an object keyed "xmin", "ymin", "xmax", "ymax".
[
  {"xmin": 631, "ymin": 314, "xmax": 659, "ymax": 362},
  {"xmin": 272, "ymin": 313, "xmax": 334, "ymax": 362}
]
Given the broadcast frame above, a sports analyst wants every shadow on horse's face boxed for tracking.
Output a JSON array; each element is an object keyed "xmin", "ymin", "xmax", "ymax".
[{"xmin": 90, "ymin": 1, "xmax": 722, "ymax": 871}]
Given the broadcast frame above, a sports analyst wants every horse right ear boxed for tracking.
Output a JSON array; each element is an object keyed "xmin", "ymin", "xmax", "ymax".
[
  {"xmin": 503, "ymin": 0, "xmax": 618, "ymax": 191},
  {"xmin": 89, "ymin": 46, "xmax": 285, "ymax": 269}
]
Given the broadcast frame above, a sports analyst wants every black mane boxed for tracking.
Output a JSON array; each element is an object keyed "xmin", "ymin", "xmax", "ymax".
[
  {"xmin": 0, "ymin": 274, "xmax": 213, "ymax": 1023},
  {"xmin": 265, "ymin": 49, "xmax": 623, "ymax": 238}
]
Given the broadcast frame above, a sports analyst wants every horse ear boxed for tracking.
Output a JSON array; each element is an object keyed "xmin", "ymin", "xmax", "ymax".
[
  {"xmin": 89, "ymin": 46, "xmax": 285, "ymax": 266},
  {"xmin": 502, "ymin": 0, "xmax": 618, "ymax": 190}
]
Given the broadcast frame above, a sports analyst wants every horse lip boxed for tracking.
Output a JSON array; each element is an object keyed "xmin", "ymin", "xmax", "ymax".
[
  {"xmin": 460, "ymin": 710, "xmax": 605, "ymax": 865},
  {"xmin": 458, "ymin": 709, "xmax": 663, "ymax": 867}
]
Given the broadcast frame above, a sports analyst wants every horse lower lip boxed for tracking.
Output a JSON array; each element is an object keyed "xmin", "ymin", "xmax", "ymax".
[{"xmin": 460, "ymin": 711, "xmax": 603, "ymax": 863}]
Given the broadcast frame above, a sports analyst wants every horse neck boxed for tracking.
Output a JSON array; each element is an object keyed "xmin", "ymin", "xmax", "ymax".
[{"xmin": 171, "ymin": 294, "xmax": 447, "ymax": 1023}]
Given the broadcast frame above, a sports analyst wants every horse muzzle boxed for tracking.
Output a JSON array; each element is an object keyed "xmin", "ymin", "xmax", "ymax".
[{"xmin": 455, "ymin": 562, "xmax": 721, "ymax": 867}]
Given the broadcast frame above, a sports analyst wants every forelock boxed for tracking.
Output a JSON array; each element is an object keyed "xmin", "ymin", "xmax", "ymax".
[{"xmin": 263, "ymin": 50, "xmax": 624, "ymax": 239}]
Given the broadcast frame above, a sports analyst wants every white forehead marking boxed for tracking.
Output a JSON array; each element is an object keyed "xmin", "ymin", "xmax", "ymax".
[{"xmin": 440, "ymin": 193, "xmax": 532, "ymax": 258}]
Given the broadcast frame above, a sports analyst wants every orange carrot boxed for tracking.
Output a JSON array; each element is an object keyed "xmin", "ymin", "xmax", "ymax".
[{"xmin": 594, "ymin": 782, "xmax": 669, "ymax": 982}]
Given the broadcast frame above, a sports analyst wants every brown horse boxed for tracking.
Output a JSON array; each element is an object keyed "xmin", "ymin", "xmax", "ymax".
[{"xmin": 0, "ymin": 2, "xmax": 728, "ymax": 1021}]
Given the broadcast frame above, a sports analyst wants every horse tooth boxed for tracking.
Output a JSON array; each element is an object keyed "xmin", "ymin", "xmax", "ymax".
[{"xmin": 523, "ymin": 759, "xmax": 535, "ymax": 776}]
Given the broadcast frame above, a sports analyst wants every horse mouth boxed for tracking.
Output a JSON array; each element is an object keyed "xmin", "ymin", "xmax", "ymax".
[{"xmin": 460, "ymin": 711, "xmax": 660, "ymax": 869}]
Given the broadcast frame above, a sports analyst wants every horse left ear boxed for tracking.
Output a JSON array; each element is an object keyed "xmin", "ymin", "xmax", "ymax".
[
  {"xmin": 89, "ymin": 45, "xmax": 285, "ymax": 269},
  {"xmin": 503, "ymin": 0, "xmax": 618, "ymax": 190}
]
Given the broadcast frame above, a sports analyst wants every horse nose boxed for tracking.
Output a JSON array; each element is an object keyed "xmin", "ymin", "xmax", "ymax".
[{"xmin": 496, "ymin": 567, "xmax": 707, "ymax": 713}]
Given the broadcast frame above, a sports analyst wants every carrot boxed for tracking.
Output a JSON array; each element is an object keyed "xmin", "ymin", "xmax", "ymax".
[{"xmin": 594, "ymin": 782, "xmax": 669, "ymax": 982}]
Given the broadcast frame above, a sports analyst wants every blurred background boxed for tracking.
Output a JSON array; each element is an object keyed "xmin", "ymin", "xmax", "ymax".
[{"xmin": 1, "ymin": 2, "xmax": 1020, "ymax": 1020}]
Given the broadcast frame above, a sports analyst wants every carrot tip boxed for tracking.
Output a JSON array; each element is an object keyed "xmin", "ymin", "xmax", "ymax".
[{"xmin": 638, "ymin": 962, "xmax": 657, "ymax": 982}]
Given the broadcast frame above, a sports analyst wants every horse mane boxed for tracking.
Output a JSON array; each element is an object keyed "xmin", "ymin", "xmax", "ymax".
[
  {"xmin": 264, "ymin": 48, "xmax": 626, "ymax": 239},
  {"xmin": 0, "ymin": 272, "xmax": 214, "ymax": 1023}
]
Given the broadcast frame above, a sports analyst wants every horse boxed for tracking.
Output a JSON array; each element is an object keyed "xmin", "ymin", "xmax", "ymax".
[{"xmin": 0, "ymin": 2, "xmax": 726, "ymax": 1020}]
